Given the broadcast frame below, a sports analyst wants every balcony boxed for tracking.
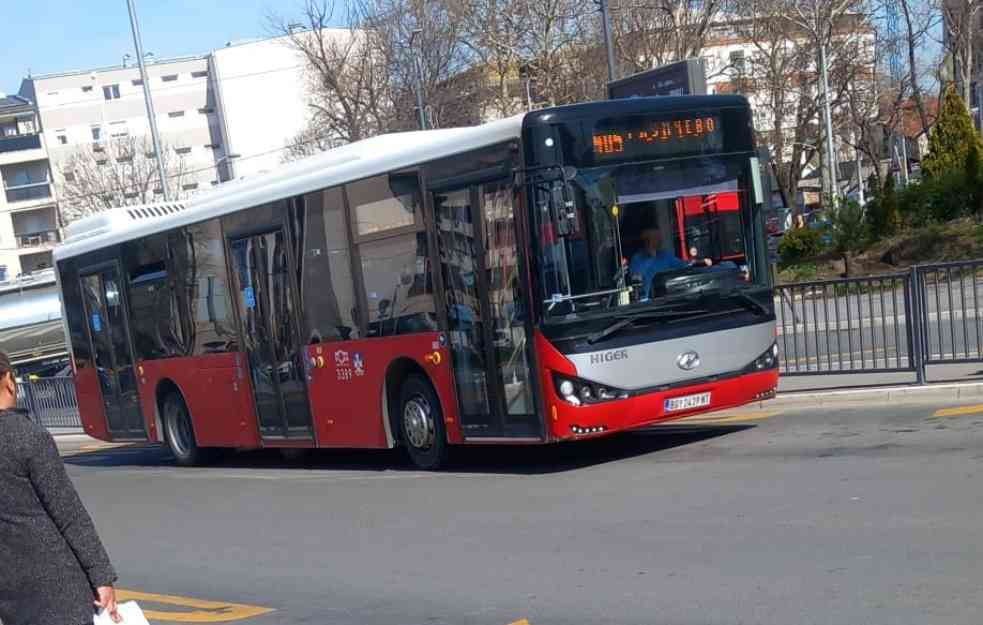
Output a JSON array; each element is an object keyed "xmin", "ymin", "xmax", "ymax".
[
  {"xmin": 0, "ymin": 133, "xmax": 42, "ymax": 154},
  {"xmin": 16, "ymin": 230, "xmax": 60, "ymax": 250},
  {"xmin": 4, "ymin": 181, "xmax": 52, "ymax": 204}
]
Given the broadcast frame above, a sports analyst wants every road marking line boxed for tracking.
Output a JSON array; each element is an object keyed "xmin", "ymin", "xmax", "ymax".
[
  {"xmin": 673, "ymin": 410, "xmax": 780, "ymax": 424},
  {"xmin": 932, "ymin": 404, "xmax": 983, "ymax": 418},
  {"xmin": 115, "ymin": 589, "xmax": 273, "ymax": 622},
  {"xmin": 507, "ymin": 620, "xmax": 530, "ymax": 625}
]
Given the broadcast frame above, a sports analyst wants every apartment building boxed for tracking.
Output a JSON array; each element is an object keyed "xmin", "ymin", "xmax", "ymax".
[
  {"xmin": 0, "ymin": 94, "xmax": 58, "ymax": 281},
  {"xmin": 209, "ymin": 34, "xmax": 334, "ymax": 179},
  {"xmin": 19, "ymin": 55, "xmax": 226, "ymax": 207}
]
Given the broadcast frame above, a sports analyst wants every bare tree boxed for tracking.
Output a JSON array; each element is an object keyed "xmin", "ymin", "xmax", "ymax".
[
  {"xmin": 609, "ymin": 0, "xmax": 724, "ymax": 75},
  {"xmin": 58, "ymin": 136, "xmax": 192, "ymax": 224},
  {"xmin": 270, "ymin": 1, "xmax": 395, "ymax": 144},
  {"xmin": 280, "ymin": 125, "xmax": 342, "ymax": 163},
  {"xmin": 939, "ymin": 0, "xmax": 983, "ymax": 106}
]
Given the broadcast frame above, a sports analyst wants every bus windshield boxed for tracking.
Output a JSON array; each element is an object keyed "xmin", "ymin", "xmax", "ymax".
[{"xmin": 533, "ymin": 154, "xmax": 761, "ymax": 319}]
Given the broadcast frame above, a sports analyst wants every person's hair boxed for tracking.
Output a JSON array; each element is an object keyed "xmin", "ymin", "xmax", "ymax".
[{"xmin": 0, "ymin": 350, "xmax": 11, "ymax": 382}]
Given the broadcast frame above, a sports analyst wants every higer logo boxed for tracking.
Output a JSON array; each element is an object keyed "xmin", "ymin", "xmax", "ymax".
[{"xmin": 589, "ymin": 349, "xmax": 628, "ymax": 365}]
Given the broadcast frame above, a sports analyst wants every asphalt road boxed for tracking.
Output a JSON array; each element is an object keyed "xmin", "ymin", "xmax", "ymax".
[{"xmin": 61, "ymin": 399, "xmax": 983, "ymax": 625}]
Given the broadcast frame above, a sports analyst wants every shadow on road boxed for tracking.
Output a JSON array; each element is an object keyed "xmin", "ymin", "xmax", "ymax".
[{"xmin": 64, "ymin": 425, "xmax": 752, "ymax": 475}]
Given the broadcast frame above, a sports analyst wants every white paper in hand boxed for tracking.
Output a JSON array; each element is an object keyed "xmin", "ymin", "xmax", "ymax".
[{"xmin": 93, "ymin": 601, "xmax": 150, "ymax": 625}]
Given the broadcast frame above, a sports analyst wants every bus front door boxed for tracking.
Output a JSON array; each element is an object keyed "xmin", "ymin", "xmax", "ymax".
[
  {"xmin": 433, "ymin": 182, "xmax": 539, "ymax": 439},
  {"xmin": 79, "ymin": 264, "xmax": 146, "ymax": 440},
  {"xmin": 230, "ymin": 231, "xmax": 315, "ymax": 440}
]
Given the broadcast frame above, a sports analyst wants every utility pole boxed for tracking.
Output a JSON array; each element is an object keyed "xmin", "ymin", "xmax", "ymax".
[
  {"xmin": 126, "ymin": 0, "xmax": 169, "ymax": 201},
  {"xmin": 818, "ymin": 40, "xmax": 838, "ymax": 206},
  {"xmin": 597, "ymin": 0, "xmax": 617, "ymax": 83},
  {"xmin": 410, "ymin": 29, "xmax": 427, "ymax": 131}
]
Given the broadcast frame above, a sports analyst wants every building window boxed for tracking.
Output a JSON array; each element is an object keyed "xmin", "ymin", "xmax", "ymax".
[
  {"xmin": 110, "ymin": 122, "xmax": 129, "ymax": 139},
  {"xmin": 0, "ymin": 266, "xmax": 6, "ymax": 282},
  {"xmin": 57, "ymin": 134, "xmax": 68, "ymax": 145},
  {"xmin": 63, "ymin": 171, "xmax": 76, "ymax": 182},
  {"xmin": 211, "ymin": 180, "xmax": 219, "ymax": 186},
  {"xmin": 191, "ymin": 70, "xmax": 208, "ymax": 78},
  {"xmin": 124, "ymin": 191, "xmax": 140, "ymax": 199},
  {"xmin": 205, "ymin": 143, "xmax": 221, "ymax": 150},
  {"xmin": 82, "ymin": 85, "xmax": 93, "ymax": 93},
  {"xmin": 182, "ymin": 182, "xmax": 199, "ymax": 191},
  {"xmin": 103, "ymin": 84, "xmax": 121, "ymax": 100},
  {"xmin": 132, "ymin": 79, "xmax": 144, "ymax": 86},
  {"xmin": 198, "ymin": 107, "xmax": 214, "ymax": 114},
  {"xmin": 729, "ymin": 50, "xmax": 746, "ymax": 75},
  {"xmin": 168, "ymin": 111, "xmax": 185, "ymax": 118},
  {"xmin": 161, "ymin": 74, "xmax": 178, "ymax": 82},
  {"xmin": 175, "ymin": 147, "xmax": 192, "ymax": 155},
  {"xmin": 116, "ymin": 156, "xmax": 133, "ymax": 164},
  {"xmin": 91, "ymin": 126, "xmax": 102, "ymax": 142},
  {"xmin": 95, "ymin": 158, "xmax": 108, "ymax": 165}
]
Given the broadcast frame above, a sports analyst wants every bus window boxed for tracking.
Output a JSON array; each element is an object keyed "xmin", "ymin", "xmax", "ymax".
[
  {"xmin": 347, "ymin": 173, "xmax": 421, "ymax": 237},
  {"xmin": 359, "ymin": 232, "xmax": 436, "ymax": 337},
  {"xmin": 289, "ymin": 189, "xmax": 360, "ymax": 342},
  {"xmin": 168, "ymin": 219, "xmax": 238, "ymax": 354}
]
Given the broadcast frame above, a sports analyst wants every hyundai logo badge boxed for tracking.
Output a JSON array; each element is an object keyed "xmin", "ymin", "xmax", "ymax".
[{"xmin": 676, "ymin": 351, "xmax": 701, "ymax": 371}]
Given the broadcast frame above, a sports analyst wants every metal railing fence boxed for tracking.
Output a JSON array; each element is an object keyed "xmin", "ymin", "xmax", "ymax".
[
  {"xmin": 16, "ymin": 376, "xmax": 81, "ymax": 428},
  {"xmin": 777, "ymin": 261, "xmax": 983, "ymax": 382}
]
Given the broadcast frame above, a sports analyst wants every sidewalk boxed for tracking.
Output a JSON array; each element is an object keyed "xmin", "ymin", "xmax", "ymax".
[{"xmin": 764, "ymin": 380, "xmax": 983, "ymax": 409}]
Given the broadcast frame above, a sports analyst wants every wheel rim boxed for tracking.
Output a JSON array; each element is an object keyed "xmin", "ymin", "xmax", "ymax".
[
  {"xmin": 403, "ymin": 395, "xmax": 435, "ymax": 450},
  {"xmin": 166, "ymin": 401, "xmax": 193, "ymax": 458}
]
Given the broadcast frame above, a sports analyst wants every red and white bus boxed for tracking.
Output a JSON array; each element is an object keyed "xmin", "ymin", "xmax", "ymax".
[{"xmin": 54, "ymin": 95, "xmax": 778, "ymax": 469}]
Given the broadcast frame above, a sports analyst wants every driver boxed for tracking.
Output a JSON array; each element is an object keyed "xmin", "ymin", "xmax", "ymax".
[{"xmin": 629, "ymin": 227, "xmax": 710, "ymax": 298}]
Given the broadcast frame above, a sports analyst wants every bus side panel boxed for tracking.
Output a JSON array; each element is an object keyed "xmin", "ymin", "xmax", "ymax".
[
  {"xmin": 306, "ymin": 332, "xmax": 462, "ymax": 448},
  {"xmin": 76, "ymin": 365, "xmax": 112, "ymax": 442},
  {"xmin": 138, "ymin": 353, "xmax": 261, "ymax": 449}
]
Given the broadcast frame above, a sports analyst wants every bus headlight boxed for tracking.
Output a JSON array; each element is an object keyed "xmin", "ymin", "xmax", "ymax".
[
  {"xmin": 554, "ymin": 374, "xmax": 630, "ymax": 406},
  {"xmin": 746, "ymin": 343, "xmax": 779, "ymax": 371}
]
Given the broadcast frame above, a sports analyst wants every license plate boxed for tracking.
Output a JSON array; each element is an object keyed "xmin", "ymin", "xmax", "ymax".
[{"xmin": 664, "ymin": 392, "xmax": 711, "ymax": 413}]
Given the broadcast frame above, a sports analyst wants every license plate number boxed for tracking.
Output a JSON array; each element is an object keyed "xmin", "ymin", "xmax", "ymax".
[{"xmin": 664, "ymin": 392, "xmax": 711, "ymax": 412}]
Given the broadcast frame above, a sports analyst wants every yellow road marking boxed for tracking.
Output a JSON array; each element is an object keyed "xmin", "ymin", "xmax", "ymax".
[
  {"xmin": 932, "ymin": 404, "xmax": 983, "ymax": 418},
  {"xmin": 507, "ymin": 620, "xmax": 531, "ymax": 625},
  {"xmin": 115, "ymin": 590, "xmax": 273, "ymax": 623},
  {"xmin": 673, "ymin": 410, "xmax": 780, "ymax": 424}
]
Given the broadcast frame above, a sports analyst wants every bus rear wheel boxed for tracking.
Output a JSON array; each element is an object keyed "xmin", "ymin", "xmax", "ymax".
[
  {"xmin": 399, "ymin": 375, "xmax": 449, "ymax": 470},
  {"xmin": 162, "ymin": 392, "xmax": 211, "ymax": 467}
]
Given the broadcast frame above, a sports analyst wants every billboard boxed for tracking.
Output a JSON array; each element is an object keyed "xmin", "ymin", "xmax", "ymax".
[{"xmin": 607, "ymin": 58, "xmax": 708, "ymax": 100}]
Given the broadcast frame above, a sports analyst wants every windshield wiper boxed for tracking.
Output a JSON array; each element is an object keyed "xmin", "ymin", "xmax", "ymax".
[
  {"xmin": 586, "ymin": 307, "xmax": 707, "ymax": 345},
  {"xmin": 724, "ymin": 289, "xmax": 770, "ymax": 317}
]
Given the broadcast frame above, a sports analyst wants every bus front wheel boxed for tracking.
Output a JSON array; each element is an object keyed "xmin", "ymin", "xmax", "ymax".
[
  {"xmin": 399, "ymin": 375, "xmax": 449, "ymax": 470},
  {"xmin": 162, "ymin": 392, "xmax": 211, "ymax": 467}
]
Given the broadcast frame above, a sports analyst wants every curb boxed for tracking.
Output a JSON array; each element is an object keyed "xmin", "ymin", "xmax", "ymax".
[{"xmin": 764, "ymin": 381, "xmax": 983, "ymax": 408}]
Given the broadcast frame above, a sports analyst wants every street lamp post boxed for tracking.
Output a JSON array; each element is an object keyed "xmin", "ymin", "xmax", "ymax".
[
  {"xmin": 818, "ymin": 40, "xmax": 838, "ymax": 206},
  {"xmin": 409, "ymin": 29, "xmax": 426, "ymax": 131},
  {"xmin": 596, "ymin": 0, "xmax": 617, "ymax": 83},
  {"xmin": 126, "ymin": 0, "xmax": 170, "ymax": 201}
]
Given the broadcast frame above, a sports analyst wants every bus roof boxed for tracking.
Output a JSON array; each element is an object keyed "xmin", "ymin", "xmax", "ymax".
[{"xmin": 55, "ymin": 113, "xmax": 526, "ymax": 262}]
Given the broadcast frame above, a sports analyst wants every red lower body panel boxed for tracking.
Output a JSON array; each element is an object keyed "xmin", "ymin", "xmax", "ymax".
[
  {"xmin": 306, "ymin": 332, "xmax": 463, "ymax": 447},
  {"xmin": 545, "ymin": 369, "xmax": 779, "ymax": 441},
  {"xmin": 76, "ymin": 365, "xmax": 111, "ymax": 441},
  {"xmin": 137, "ymin": 353, "xmax": 261, "ymax": 448}
]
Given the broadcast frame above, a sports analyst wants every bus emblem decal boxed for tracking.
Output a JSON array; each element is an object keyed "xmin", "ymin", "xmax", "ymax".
[{"xmin": 676, "ymin": 351, "xmax": 701, "ymax": 371}]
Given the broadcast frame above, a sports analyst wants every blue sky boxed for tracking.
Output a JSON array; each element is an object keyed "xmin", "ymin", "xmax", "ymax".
[{"xmin": 2, "ymin": 0, "xmax": 343, "ymax": 95}]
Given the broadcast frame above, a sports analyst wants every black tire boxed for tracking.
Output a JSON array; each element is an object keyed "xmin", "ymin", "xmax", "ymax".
[
  {"xmin": 161, "ymin": 392, "xmax": 212, "ymax": 467},
  {"xmin": 398, "ymin": 375, "xmax": 449, "ymax": 470}
]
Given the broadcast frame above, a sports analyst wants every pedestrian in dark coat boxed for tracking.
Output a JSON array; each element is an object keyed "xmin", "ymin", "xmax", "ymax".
[{"xmin": 0, "ymin": 350, "xmax": 121, "ymax": 625}]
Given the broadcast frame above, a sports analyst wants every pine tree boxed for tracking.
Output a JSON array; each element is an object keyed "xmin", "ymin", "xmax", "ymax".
[{"xmin": 922, "ymin": 84, "xmax": 983, "ymax": 179}]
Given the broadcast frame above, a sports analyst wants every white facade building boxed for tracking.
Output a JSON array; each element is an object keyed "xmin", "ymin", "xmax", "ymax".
[
  {"xmin": 20, "ymin": 55, "xmax": 225, "ymax": 203},
  {"xmin": 0, "ymin": 94, "xmax": 58, "ymax": 281},
  {"xmin": 209, "ymin": 36, "xmax": 316, "ymax": 180}
]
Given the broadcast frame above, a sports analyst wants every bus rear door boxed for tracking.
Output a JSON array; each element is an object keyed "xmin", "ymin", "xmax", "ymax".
[{"xmin": 79, "ymin": 263, "xmax": 146, "ymax": 440}]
